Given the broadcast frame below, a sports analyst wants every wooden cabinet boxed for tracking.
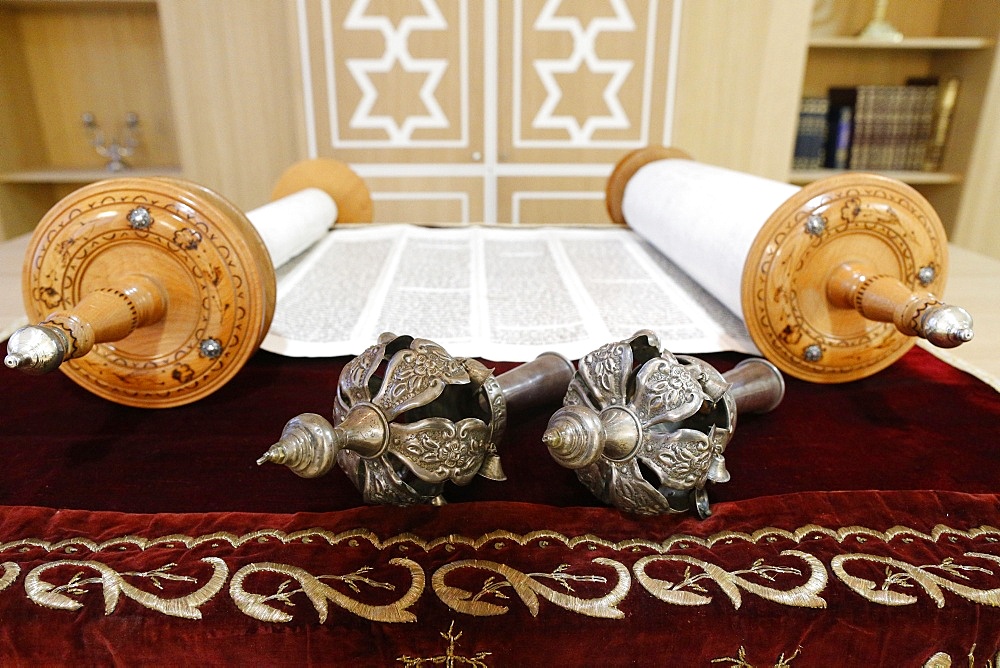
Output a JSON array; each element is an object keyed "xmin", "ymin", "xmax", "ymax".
[
  {"xmin": 0, "ymin": 0, "xmax": 181, "ymax": 239},
  {"xmin": 791, "ymin": 0, "xmax": 1000, "ymax": 256}
]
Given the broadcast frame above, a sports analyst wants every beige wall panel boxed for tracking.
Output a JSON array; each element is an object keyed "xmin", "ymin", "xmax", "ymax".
[
  {"xmin": 952, "ymin": 39, "xmax": 1000, "ymax": 258},
  {"xmin": 0, "ymin": 6, "xmax": 44, "ymax": 173},
  {"xmin": 361, "ymin": 177, "xmax": 484, "ymax": 225},
  {"xmin": 158, "ymin": 0, "xmax": 303, "ymax": 211},
  {"xmin": 671, "ymin": 0, "xmax": 811, "ymax": 180},
  {"xmin": 496, "ymin": 176, "xmax": 610, "ymax": 225}
]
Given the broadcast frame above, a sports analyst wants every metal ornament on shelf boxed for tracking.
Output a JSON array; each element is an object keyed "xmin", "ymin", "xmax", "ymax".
[
  {"xmin": 857, "ymin": 0, "xmax": 903, "ymax": 42},
  {"xmin": 257, "ymin": 332, "xmax": 575, "ymax": 506},
  {"xmin": 82, "ymin": 111, "xmax": 139, "ymax": 172},
  {"xmin": 542, "ymin": 330, "xmax": 785, "ymax": 518}
]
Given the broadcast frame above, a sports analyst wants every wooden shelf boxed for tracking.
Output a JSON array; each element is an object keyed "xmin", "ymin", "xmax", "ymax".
[
  {"xmin": 792, "ymin": 0, "xmax": 1000, "ymax": 252},
  {"xmin": 809, "ymin": 36, "xmax": 994, "ymax": 50},
  {"xmin": 0, "ymin": 0, "xmax": 180, "ymax": 239},
  {"xmin": 0, "ymin": 167, "xmax": 182, "ymax": 184},
  {"xmin": 790, "ymin": 169, "xmax": 963, "ymax": 186}
]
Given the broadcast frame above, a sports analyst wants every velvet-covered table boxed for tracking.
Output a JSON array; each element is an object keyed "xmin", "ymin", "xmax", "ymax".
[{"xmin": 0, "ymin": 345, "xmax": 998, "ymax": 666}]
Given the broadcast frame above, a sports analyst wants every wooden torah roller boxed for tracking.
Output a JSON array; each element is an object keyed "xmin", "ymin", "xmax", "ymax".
[
  {"xmin": 4, "ymin": 159, "xmax": 372, "ymax": 407},
  {"xmin": 607, "ymin": 146, "xmax": 974, "ymax": 383}
]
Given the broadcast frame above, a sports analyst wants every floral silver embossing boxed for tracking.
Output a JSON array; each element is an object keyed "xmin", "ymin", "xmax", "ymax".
[
  {"xmin": 330, "ymin": 334, "xmax": 504, "ymax": 505},
  {"xmin": 545, "ymin": 331, "xmax": 782, "ymax": 518},
  {"xmin": 389, "ymin": 418, "xmax": 489, "ymax": 486},
  {"xmin": 371, "ymin": 339, "xmax": 471, "ymax": 419}
]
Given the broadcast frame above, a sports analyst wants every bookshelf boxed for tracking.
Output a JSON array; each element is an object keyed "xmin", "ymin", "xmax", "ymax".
[
  {"xmin": 0, "ymin": 0, "xmax": 182, "ymax": 240},
  {"xmin": 0, "ymin": 0, "xmax": 302, "ymax": 242},
  {"xmin": 791, "ymin": 0, "xmax": 1000, "ymax": 251}
]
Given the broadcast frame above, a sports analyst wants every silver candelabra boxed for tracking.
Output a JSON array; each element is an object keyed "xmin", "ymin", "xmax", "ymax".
[{"xmin": 82, "ymin": 111, "xmax": 140, "ymax": 171}]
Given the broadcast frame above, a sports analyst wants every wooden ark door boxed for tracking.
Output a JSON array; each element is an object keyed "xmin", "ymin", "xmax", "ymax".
[{"xmin": 296, "ymin": 0, "xmax": 676, "ymax": 225}]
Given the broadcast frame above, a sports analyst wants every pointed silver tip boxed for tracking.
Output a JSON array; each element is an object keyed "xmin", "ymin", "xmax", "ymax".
[{"xmin": 256, "ymin": 444, "xmax": 283, "ymax": 466}]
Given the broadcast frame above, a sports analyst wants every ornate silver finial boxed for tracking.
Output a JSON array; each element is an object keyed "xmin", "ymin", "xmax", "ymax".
[
  {"xmin": 4, "ymin": 324, "xmax": 69, "ymax": 375},
  {"xmin": 543, "ymin": 330, "xmax": 785, "ymax": 518},
  {"xmin": 258, "ymin": 332, "xmax": 574, "ymax": 506},
  {"xmin": 916, "ymin": 304, "xmax": 974, "ymax": 348}
]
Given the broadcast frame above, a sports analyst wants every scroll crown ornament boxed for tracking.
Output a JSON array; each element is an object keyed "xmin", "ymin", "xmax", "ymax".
[
  {"xmin": 259, "ymin": 333, "xmax": 519, "ymax": 505},
  {"xmin": 545, "ymin": 330, "xmax": 784, "ymax": 518}
]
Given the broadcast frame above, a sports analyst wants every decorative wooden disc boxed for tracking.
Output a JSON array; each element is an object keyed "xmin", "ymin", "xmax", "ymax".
[
  {"xmin": 22, "ymin": 177, "xmax": 276, "ymax": 407},
  {"xmin": 741, "ymin": 173, "xmax": 949, "ymax": 383},
  {"xmin": 270, "ymin": 158, "xmax": 373, "ymax": 224}
]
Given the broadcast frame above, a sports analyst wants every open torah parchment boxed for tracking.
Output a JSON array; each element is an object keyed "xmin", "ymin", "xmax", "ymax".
[{"xmin": 262, "ymin": 224, "xmax": 757, "ymax": 361}]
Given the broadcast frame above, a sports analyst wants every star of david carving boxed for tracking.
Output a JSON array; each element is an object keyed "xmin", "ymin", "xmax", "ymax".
[
  {"xmin": 531, "ymin": 0, "xmax": 635, "ymax": 143},
  {"xmin": 344, "ymin": 0, "xmax": 450, "ymax": 143}
]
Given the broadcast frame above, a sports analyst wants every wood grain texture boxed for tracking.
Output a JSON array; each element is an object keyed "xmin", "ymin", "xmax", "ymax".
[
  {"xmin": 742, "ymin": 172, "xmax": 949, "ymax": 383},
  {"xmin": 21, "ymin": 177, "xmax": 275, "ymax": 408},
  {"xmin": 158, "ymin": 0, "xmax": 304, "ymax": 213},
  {"xmin": 672, "ymin": 0, "xmax": 812, "ymax": 181}
]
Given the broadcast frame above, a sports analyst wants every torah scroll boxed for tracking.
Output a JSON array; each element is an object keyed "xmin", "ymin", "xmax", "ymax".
[{"xmin": 607, "ymin": 146, "xmax": 973, "ymax": 383}]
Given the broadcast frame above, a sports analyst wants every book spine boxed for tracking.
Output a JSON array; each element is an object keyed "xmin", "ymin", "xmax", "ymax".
[
  {"xmin": 825, "ymin": 89, "xmax": 856, "ymax": 170},
  {"xmin": 793, "ymin": 97, "xmax": 829, "ymax": 170},
  {"xmin": 924, "ymin": 77, "xmax": 960, "ymax": 171}
]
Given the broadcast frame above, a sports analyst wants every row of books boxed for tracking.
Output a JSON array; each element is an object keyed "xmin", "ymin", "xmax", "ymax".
[{"xmin": 793, "ymin": 77, "xmax": 959, "ymax": 173}]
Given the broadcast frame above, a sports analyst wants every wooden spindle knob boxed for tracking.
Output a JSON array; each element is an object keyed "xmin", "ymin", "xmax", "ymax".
[
  {"xmin": 826, "ymin": 262, "xmax": 973, "ymax": 348},
  {"xmin": 6, "ymin": 274, "xmax": 167, "ymax": 373}
]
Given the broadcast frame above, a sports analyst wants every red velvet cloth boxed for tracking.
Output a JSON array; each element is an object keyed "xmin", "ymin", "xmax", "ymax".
[
  {"xmin": 1, "ymin": 348, "xmax": 996, "ymax": 512},
  {"xmin": 0, "ymin": 345, "xmax": 998, "ymax": 664},
  {"xmin": 1, "ymin": 492, "xmax": 999, "ymax": 665}
]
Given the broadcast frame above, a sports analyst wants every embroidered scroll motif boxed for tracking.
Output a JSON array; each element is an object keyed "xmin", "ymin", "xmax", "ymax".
[
  {"xmin": 634, "ymin": 550, "xmax": 827, "ymax": 609},
  {"xmin": 0, "ymin": 562, "xmax": 21, "ymax": 592},
  {"xmin": 922, "ymin": 646, "xmax": 1000, "ymax": 668},
  {"xmin": 24, "ymin": 557, "xmax": 227, "ymax": 619},
  {"xmin": 832, "ymin": 551, "xmax": 1000, "ymax": 608},
  {"xmin": 1, "ymin": 522, "xmax": 999, "ymax": 624},
  {"xmin": 432, "ymin": 558, "xmax": 630, "ymax": 618},
  {"xmin": 229, "ymin": 558, "xmax": 424, "ymax": 623}
]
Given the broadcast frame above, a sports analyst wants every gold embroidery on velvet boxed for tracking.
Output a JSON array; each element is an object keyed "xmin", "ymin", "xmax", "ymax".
[
  {"xmin": 432, "ymin": 558, "xmax": 629, "ymax": 619},
  {"xmin": 229, "ymin": 557, "xmax": 424, "ymax": 624},
  {"xmin": 3, "ymin": 523, "xmax": 1000, "ymax": 557},
  {"xmin": 832, "ymin": 551, "xmax": 1000, "ymax": 607},
  {"xmin": 922, "ymin": 653, "xmax": 951, "ymax": 668},
  {"xmin": 0, "ymin": 562, "xmax": 20, "ymax": 592},
  {"xmin": 711, "ymin": 646, "xmax": 802, "ymax": 667},
  {"xmin": 634, "ymin": 550, "xmax": 827, "ymax": 609},
  {"xmin": 397, "ymin": 620, "xmax": 492, "ymax": 667},
  {"xmin": 2, "ymin": 522, "xmax": 999, "ymax": 622},
  {"xmin": 923, "ymin": 645, "xmax": 1000, "ymax": 668},
  {"xmin": 24, "ymin": 557, "xmax": 227, "ymax": 619}
]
